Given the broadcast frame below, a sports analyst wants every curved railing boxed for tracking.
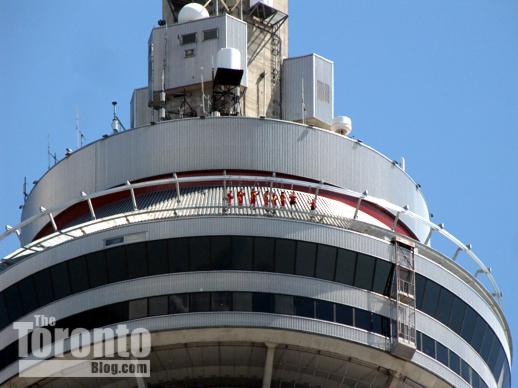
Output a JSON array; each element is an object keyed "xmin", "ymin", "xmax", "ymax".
[{"xmin": 0, "ymin": 173, "xmax": 504, "ymax": 310}]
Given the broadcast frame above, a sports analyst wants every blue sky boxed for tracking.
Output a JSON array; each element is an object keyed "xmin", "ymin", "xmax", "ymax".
[{"xmin": 1, "ymin": 0, "xmax": 517, "ymax": 379}]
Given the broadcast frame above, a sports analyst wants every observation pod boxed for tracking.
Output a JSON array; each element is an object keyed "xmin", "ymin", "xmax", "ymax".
[{"xmin": 0, "ymin": 1, "xmax": 511, "ymax": 388}]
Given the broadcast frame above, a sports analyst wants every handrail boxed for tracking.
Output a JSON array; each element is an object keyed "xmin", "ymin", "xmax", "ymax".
[{"xmin": 1, "ymin": 174, "xmax": 504, "ymax": 308}]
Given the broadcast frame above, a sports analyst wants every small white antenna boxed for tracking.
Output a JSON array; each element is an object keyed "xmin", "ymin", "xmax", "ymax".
[
  {"xmin": 75, "ymin": 107, "xmax": 85, "ymax": 148},
  {"xmin": 200, "ymin": 66, "xmax": 207, "ymax": 115},
  {"xmin": 47, "ymin": 134, "xmax": 57, "ymax": 169},
  {"xmin": 23, "ymin": 176, "xmax": 28, "ymax": 202}
]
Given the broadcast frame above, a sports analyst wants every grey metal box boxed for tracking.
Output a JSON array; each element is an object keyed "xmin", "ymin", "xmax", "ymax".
[
  {"xmin": 131, "ymin": 87, "xmax": 156, "ymax": 128},
  {"xmin": 148, "ymin": 14, "xmax": 247, "ymax": 105},
  {"xmin": 282, "ymin": 54, "xmax": 334, "ymax": 128}
]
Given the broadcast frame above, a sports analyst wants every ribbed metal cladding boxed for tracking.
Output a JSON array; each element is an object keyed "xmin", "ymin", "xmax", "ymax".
[{"xmin": 21, "ymin": 117, "xmax": 429, "ymax": 243}]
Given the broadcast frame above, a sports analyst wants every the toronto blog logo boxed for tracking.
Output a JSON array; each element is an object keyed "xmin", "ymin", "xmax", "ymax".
[{"xmin": 13, "ymin": 314, "xmax": 151, "ymax": 378}]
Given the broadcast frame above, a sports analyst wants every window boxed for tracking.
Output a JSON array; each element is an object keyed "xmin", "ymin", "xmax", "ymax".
[
  {"xmin": 87, "ymin": 251, "xmax": 108, "ymax": 288},
  {"xmin": 18, "ymin": 276, "xmax": 38, "ymax": 313},
  {"xmin": 232, "ymin": 236, "xmax": 253, "ymax": 270},
  {"xmin": 274, "ymin": 294, "xmax": 294, "ymax": 315},
  {"xmin": 275, "ymin": 239, "xmax": 296, "ymax": 274},
  {"xmin": 189, "ymin": 237, "xmax": 211, "ymax": 270},
  {"xmin": 253, "ymin": 293, "xmax": 274, "ymax": 313},
  {"xmin": 436, "ymin": 341, "xmax": 449, "ymax": 366},
  {"xmin": 149, "ymin": 296, "xmax": 168, "ymax": 316},
  {"xmin": 233, "ymin": 292, "xmax": 253, "ymax": 312},
  {"xmin": 354, "ymin": 309, "xmax": 372, "ymax": 331},
  {"xmin": 184, "ymin": 49, "xmax": 195, "ymax": 58},
  {"xmin": 471, "ymin": 317, "xmax": 486, "ymax": 352},
  {"xmin": 460, "ymin": 306, "xmax": 477, "ymax": 344},
  {"xmin": 295, "ymin": 241, "xmax": 316, "ymax": 277},
  {"xmin": 335, "ymin": 249, "xmax": 356, "ymax": 285},
  {"xmin": 106, "ymin": 246, "xmax": 128, "ymax": 283},
  {"xmin": 372, "ymin": 259, "xmax": 393, "ymax": 295},
  {"xmin": 421, "ymin": 279, "xmax": 440, "ymax": 316},
  {"xmin": 372, "ymin": 314, "xmax": 390, "ymax": 336},
  {"xmin": 169, "ymin": 238, "xmax": 189, "ymax": 272},
  {"xmin": 354, "ymin": 253, "xmax": 375, "ymax": 290},
  {"xmin": 68, "ymin": 256, "xmax": 90, "ymax": 293},
  {"xmin": 449, "ymin": 350, "xmax": 460, "ymax": 374},
  {"xmin": 181, "ymin": 33, "xmax": 196, "ymax": 45},
  {"xmin": 448, "ymin": 296, "xmax": 466, "ymax": 335},
  {"xmin": 51, "ymin": 261, "xmax": 71, "ymax": 299},
  {"xmin": 315, "ymin": 300, "xmax": 334, "ymax": 321},
  {"xmin": 129, "ymin": 299, "xmax": 148, "ymax": 320},
  {"xmin": 4, "ymin": 285, "xmax": 22, "ymax": 322},
  {"xmin": 435, "ymin": 288, "xmax": 454, "ymax": 326},
  {"xmin": 421, "ymin": 333, "xmax": 435, "ymax": 358},
  {"xmin": 169, "ymin": 294, "xmax": 189, "ymax": 314},
  {"xmin": 415, "ymin": 274, "xmax": 426, "ymax": 309},
  {"xmin": 147, "ymin": 240, "xmax": 169, "ymax": 275},
  {"xmin": 212, "ymin": 236, "xmax": 232, "ymax": 270},
  {"xmin": 33, "ymin": 269, "xmax": 54, "ymax": 306},
  {"xmin": 211, "ymin": 292, "xmax": 232, "ymax": 311},
  {"xmin": 254, "ymin": 237, "xmax": 275, "ymax": 271},
  {"xmin": 0, "ymin": 293, "xmax": 8, "ymax": 329},
  {"xmin": 460, "ymin": 359, "xmax": 472, "ymax": 383},
  {"xmin": 294, "ymin": 296, "xmax": 314, "ymax": 318},
  {"xmin": 335, "ymin": 304, "xmax": 353, "ymax": 326},
  {"xmin": 203, "ymin": 28, "xmax": 218, "ymax": 41},
  {"xmin": 480, "ymin": 332, "xmax": 495, "ymax": 365},
  {"xmin": 315, "ymin": 245, "xmax": 336, "ymax": 281},
  {"xmin": 190, "ymin": 293, "xmax": 210, "ymax": 312},
  {"xmin": 127, "ymin": 243, "xmax": 148, "ymax": 279}
]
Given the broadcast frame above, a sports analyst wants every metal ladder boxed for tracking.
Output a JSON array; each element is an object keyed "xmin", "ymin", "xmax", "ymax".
[{"xmin": 391, "ymin": 236, "xmax": 417, "ymax": 360}]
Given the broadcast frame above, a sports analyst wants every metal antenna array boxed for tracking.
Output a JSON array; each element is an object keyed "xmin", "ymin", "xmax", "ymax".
[{"xmin": 47, "ymin": 134, "xmax": 57, "ymax": 170}]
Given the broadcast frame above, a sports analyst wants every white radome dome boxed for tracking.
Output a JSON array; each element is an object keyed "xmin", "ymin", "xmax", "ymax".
[{"xmin": 178, "ymin": 3, "xmax": 209, "ymax": 23}]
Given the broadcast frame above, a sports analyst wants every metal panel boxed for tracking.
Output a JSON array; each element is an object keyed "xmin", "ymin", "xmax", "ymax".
[
  {"xmin": 130, "ymin": 87, "xmax": 157, "ymax": 127},
  {"xmin": 149, "ymin": 14, "xmax": 247, "ymax": 95},
  {"xmin": 282, "ymin": 54, "xmax": 333, "ymax": 126},
  {"xmin": 21, "ymin": 117, "xmax": 430, "ymax": 243}
]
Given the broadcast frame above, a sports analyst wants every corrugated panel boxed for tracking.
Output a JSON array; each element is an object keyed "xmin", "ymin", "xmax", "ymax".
[{"xmin": 22, "ymin": 117, "xmax": 430, "ymax": 243}]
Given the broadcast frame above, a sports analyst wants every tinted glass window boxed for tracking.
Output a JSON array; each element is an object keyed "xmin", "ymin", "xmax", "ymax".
[
  {"xmin": 68, "ymin": 256, "xmax": 89, "ymax": 293},
  {"xmin": 126, "ymin": 243, "xmax": 148, "ymax": 279},
  {"xmin": 18, "ymin": 276, "xmax": 38, "ymax": 313},
  {"xmin": 232, "ymin": 236, "xmax": 253, "ymax": 270},
  {"xmin": 461, "ymin": 306, "xmax": 477, "ymax": 344},
  {"xmin": 354, "ymin": 254, "xmax": 375, "ymax": 290},
  {"xmin": 211, "ymin": 292, "xmax": 232, "ymax": 311},
  {"xmin": 51, "ymin": 262, "xmax": 71, "ymax": 299},
  {"xmin": 436, "ymin": 341, "xmax": 449, "ymax": 366},
  {"xmin": 147, "ymin": 240, "xmax": 169, "ymax": 275},
  {"xmin": 315, "ymin": 300, "xmax": 334, "ymax": 321},
  {"xmin": 422, "ymin": 333, "xmax": 435, "ymax": 358},
  {"xmin": 471, "ymin": 316, "xmax": 486, "ymax": 352},
  {"xmin": 372, "ymin": 259, "xmax": 393, "ymax": 295},
  {"xmin": 335, "ymin": 249, "xmax": 356, "ymax": 285},
  {"xmin": 0, "ymin": 293, "xmax": 9, "ymax": 329},
  {"xmin": 254, "ymin": 237, "xmax": 275, "ymax": 271},
  {"xmin": 275, "ymin": 239, "xmax": 296, "ymax": 274},
  {"xmin": 355, "ymin": 309, "xmax": 372, "ymax": 331},
  {"xmin": 335, "ymin": 304, "xmax": 353, "ymax": 326},
  {"xmin": 86, "ymin": 251, "xmax": 108, "ymax": 288},
  {"xmin": 169, "ymin": 238, "xmax": 189, "ymax": 272},
  {"xmin": 4, "ymin": 285, "xmax": 22, "ymax": 321},
  {"xmin": 106, "ymin": 246, "xmax": 128, "ymax": 283},
  {"xmin": 448, "ymin": 296, "xmax": 466, "ymax": 335},
  {"xmin": 421, "ymin": 279, "xmax": 440, "ymax": 316},
  {"xmin": 212, "ymin": 236, "xmax": 232, "ymax": 270},
  {"xmin": 294, "ymin": 296, "xmax": 314, "ymax": 318},
  {"xmin": 203, "ymin": 28, "xmax": 218, "ymax": 40},
  {"xmin": 295, "ymin": 242, "xmax": 316, "ymax": 277},
  {"xmin": 416, "ymin": 331, "xmax": 422, "ymax": 351},
  {"xmin": 480, "ymin": 332, "xmax": 495, "ymax": 365},
  {"xmin": 449, "ymin": 350, "xmax": 460, "ymax": 374},
  {"xmin": 33, "ymin": 269, "xmax": 55, "ymax": 306},
  {"xmin": 372, "ymin": 314, "xmax": 390, "ymax": 336},
  {"xmin": 148, "ymin": 295, "xmax": 168, "ymax": 316},
  {"xmin": 189, "ymin": 237, "xmax": 211, "ymax": 270},
  {"xmin": 415, "ymin": 274, "xmax": 426, "ymax": 310},
  {"xmin": 315, "ymin": 245, "xmax": 336, "ymax": 281},
  {"xmin": 460, "ymin": 359, "xmax": 471, "ymax": 383},
  {"xmin": 435, "ymin": 288, "xmax": 454, "ymax": 325},
  {"xmin": 169, "ymin": 294, "xmax": 189, "ymax": 314},
  {"xmin": 233, "ymin": 292, "xmax": 253, "ymax": 312},
  {"xmin": 253, "ymin": 293, "xmax": 274, "ymax": 313},
  {"xmin": 129, "ymin": 298, "xmax": 147, "ymax": 319},
  {"xmin": 274, "ymin": 294, "xmax": 294, "ymax": 315},
  {"xmin": 190, "ymin": 293, "xmax": 210, "ymax": 312}
]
